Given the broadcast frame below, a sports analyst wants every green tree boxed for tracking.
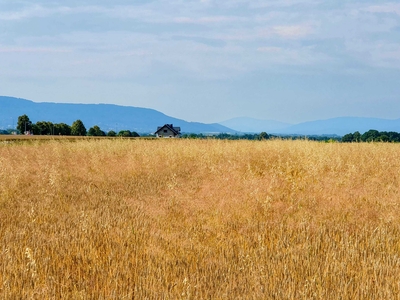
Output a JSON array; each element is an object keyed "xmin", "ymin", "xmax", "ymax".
[
  {"xmin": 88, "ymin": 127, "xmax": 96, "ymax": 136},
  {"xmin": 107, "ymin": 130, "xmax": 116, "ymax": 137},
  {"xmin": 35, "ymin": 121, "xmax": 55, "ymax": 135},
  {"xmin": 387, "ymin": 132, "xmax": 400, "ymax": 142},
  {"xmin": 17, "ymin": 114, "xmax": 32, "ymax": 134},
  {"xmin": 258, "ymin": 132, "xmax": 269, "ymax": 140},
  {"xmin": 380, "ymin": 134, "xmax": 389, "ymax": 142},
  {"xmin": 361, "ymin": 130, "xmax": 380, "ymax": 142},
  {"xmin": 88, "ymin": 125, "xmax": 106, "ymax": 136},
  {"xmin": 54, "ymin": 123, "xmax": 71, "ymax": 135},
  {"xmin": 32, "ymin": 121, "xmax": 54, "ymax": 135},
  {"xmin": 353, "ymin": 131, "xmax": 361, "ymax": 142},
  {"xmin": 71, "ymin": 120, "xmax": 87, "ymax": 136},
  {"xmin": 185, "ymin": 133, "xmax": 198, "ymax": 139},
  {"xmin": 341, "ymin": 133, "xmax": 354, "ymax": 143},
  {"xmin": 118, "ymin": 130, "xmax": 132, "ymax": 137}
]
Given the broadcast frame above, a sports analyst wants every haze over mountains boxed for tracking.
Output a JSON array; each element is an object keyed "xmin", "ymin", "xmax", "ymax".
[
  {"xmin": 219, "ymin": 117, "xmax": 291, "ymax": 133},
  {"xmin": 276, "ymin": 117, "xmax": 400, "ymax": 136},
  {"xmin": 1, "ymin": 96, "xmax": 400, "ymax": 136},
  {"xmin": 221, "ymin": 117, "xmax": 400, "ymax": 136},
  {"xmin": 0, "ymin": 96, "xmax": 234, "ymax": 134}
]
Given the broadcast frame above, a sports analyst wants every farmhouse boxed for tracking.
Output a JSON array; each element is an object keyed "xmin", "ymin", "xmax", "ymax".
[{"xmin": 155, "ymin": 124, "xmax": 181, "ymax": 138}]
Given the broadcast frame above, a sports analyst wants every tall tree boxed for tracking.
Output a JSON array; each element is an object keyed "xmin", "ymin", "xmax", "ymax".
[
  {"xmin": 353, "ymin": 131, "xmax": 361, "ymax": 142},
  {"xmin": 361, "ymin": 129, "xmax": 380, "ymax": 142},
  {"xmin": 387, "ymin": 131, "xmax": 400, "ymax": 142},
  {"xmin": 32, "ymin": 121, "xmax": 54, "ymax": 135},
  {"xmin": 118, "ymin": 130, "xmax": 132, "ymax": 137},
  {"xmin": 88, "ymin": 125, "xmax": 106, "ymax": 136},
  {"xmin": 71, "ymin": 120, "xmax": 87, "ymax": 136},
  {"xmin": 258, "ymin": 132, "xmax": 269, "ymax": 140},
  {"xmin": 17, "ymin": 114, "xmax": 32, "ymax": 134},
  {"xmin": 54, "ymin": 123, "xmax": 72, "ymax": 135},
  {"xmin": 341, "ymin": 133, "xmax": 354, "ymax": 142},
  {"xmin": 107, "ymin": 130, "xmax": 116, "ymax": 137}
]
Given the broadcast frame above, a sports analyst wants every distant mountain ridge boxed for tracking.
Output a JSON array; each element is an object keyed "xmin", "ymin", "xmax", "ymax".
[
  {"xmin": 274, "ymin": 117, "xmax": 400, "ymax": 136},
  {"xmin": 2, "ymin": 96, "xmax": 399, "ymax": 136},
  {"xmin": 219, "ymin": 117, "xmax": 291, "ymax": 133},
  {"xmin": 0, "ymin": 96, "xmax": 235, "ymax": 134},
  {"xmin": 219, "ymin": 116, "xmax": 400, "ymax": 136}
]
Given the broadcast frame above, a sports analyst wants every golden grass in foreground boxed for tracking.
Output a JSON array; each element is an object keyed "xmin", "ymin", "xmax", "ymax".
[{"xmin": 1, "ymin": 139, "xmax": 400, "ymax": 299}]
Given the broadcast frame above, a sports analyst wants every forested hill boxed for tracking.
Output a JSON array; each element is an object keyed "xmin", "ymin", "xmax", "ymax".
[{"xmin": 0, "ymin": 96, "xmax": 235, "ymax": 134}]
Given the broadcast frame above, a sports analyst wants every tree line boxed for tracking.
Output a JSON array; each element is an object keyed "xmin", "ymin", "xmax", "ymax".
[
  {"xmin": 181, "ymin": 132, "xmax": 270, "ymax": 140},
  {"xmin": 9, "ymin": 115, "xmax": 399, "ymax": 142},
  {"xmin": 16, "ymin": 115, "xmax": 140, "ymax": 137},
  {"xmin": 342, "ymin": 129, "xmax": 400, "ymax": 142},
  {"xmin": 183, "ymin": 130, "xmax": 400, "ymax": 142},
  {"xmin": 181, "ymin": 132, "xmax": 342, "ymax": 142}
]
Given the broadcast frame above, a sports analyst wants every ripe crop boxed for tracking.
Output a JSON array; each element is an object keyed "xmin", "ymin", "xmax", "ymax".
[{"xmin": 1, "ymin": 138, "xmax": 400, "ymax": 299}]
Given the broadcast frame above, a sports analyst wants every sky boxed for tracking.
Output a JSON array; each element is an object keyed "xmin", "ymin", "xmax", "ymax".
[{"xmin": 1, "ymin": 0, "xmax": 400, "ymax": 124}]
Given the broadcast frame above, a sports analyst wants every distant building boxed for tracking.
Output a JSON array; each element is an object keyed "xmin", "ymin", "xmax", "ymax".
[{"xmin": 155, "ymin": 124, "xmax": 181, "ymax": 138}]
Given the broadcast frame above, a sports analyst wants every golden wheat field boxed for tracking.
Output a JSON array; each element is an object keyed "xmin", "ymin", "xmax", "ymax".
[{"xmin": 1, "ymin": 138, "xmax": 400, "ymax": 299}]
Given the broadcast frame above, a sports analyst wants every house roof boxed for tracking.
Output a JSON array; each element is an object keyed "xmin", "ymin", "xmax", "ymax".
[{"xmin": 155, "ymin": 124, "xmax": 181, "ymax": 135}]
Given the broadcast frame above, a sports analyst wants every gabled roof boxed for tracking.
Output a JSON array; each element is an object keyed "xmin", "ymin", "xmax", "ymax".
[{"xmin": 155, "ymin": 124, "xmax": 181, "ymax": 135}]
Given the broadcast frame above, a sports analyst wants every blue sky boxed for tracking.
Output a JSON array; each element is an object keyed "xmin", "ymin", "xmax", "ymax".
[{"xmin": 1, "ymin": 0, "xmax": 399, "ymax": 124}]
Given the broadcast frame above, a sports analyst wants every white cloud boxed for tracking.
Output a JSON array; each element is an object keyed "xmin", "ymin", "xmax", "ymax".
[
  {"xmin": 0, "ymin": 1, "xmax": 399, "ymax": 124},
  {"xmin": 1, "ymin": 0, "xmax": 400, "ymax": 81},
  {"xmin": 173, "ymin": 15, "xmax": 246, "ymax": 24},
  {"xmin": 257, "ymin": 45, "xmax": 330, "ymax": 66},
  {"xmin": 345, "ymin": 39, "xmax": 400, "ymax": 69},
  {"xmin": 364, "ymin": 3, "xmax": 400, "ymax": 16},
  {"xmin": 249, "ymin": 0, "xmax": 321, "ymax": 9},
  {"xmin": 261, "ymin": 24, "xmax": 314, "ymax": 39},
  {"xmin": 257, "ymin": 46, "xmax": 282, "ymax": 53},
  {"xmin": 271, "ymin": 24, "xmax": 314, "ymax": 38},
  {"xmin": 190, "ymin": 0, "xmax": 321, "ymax": 9},
  {"xmin": 0, "ymin": 46, "xmax": 70, "ymax": 53},
  {"xmin": 0, "ymin": 4, "xmax": 160, "ymax": 22},
  {"xmin": 0, "ymin": 5, "xmax": 73, "ymax": 21}
]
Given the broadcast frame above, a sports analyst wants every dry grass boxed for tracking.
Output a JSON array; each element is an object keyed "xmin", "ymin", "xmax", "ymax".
[{"xmin": 1, "ymin": 138, "xmax": 400, "ymax": 299}]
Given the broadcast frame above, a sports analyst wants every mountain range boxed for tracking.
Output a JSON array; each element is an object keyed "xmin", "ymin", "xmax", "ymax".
[
  {"xmin": 219, "ymin": 117, "xmax": 291, "ymax": 133},
  {"xmin": 0, "ymin": 96, "xmax": 235, "ymax": 134},
  {"xmin": 275, "ymin": 117, "xmax": 400, "ymax": 136},
  {"xmin": 221, "ymin": 116, "xmax": 400, "ymax": 136},
  {"xmin": 1, "ymin": 96, "xmax": 400, "ymax": 136}
]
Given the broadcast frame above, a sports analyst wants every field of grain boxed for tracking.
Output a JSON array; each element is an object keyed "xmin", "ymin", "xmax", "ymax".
[{"xmin": 1, "ymin": 138, "xmax": 400, "ymax": 299}]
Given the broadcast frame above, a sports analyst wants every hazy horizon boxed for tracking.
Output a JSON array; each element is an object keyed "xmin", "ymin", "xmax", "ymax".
[{"xmin": 1, "ymin": 1, "xmax": 399, "ymax": 124}]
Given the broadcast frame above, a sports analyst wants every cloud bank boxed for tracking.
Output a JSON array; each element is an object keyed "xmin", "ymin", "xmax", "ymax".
[{"xmin": 0, "ymin": 0, "xmax": 399, "ymax": 123}]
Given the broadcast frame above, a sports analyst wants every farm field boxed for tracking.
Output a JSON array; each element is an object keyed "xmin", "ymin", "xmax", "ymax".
[{"xmin": 1, "ymin": 138, "xmax": 400, "ymax": 299}]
